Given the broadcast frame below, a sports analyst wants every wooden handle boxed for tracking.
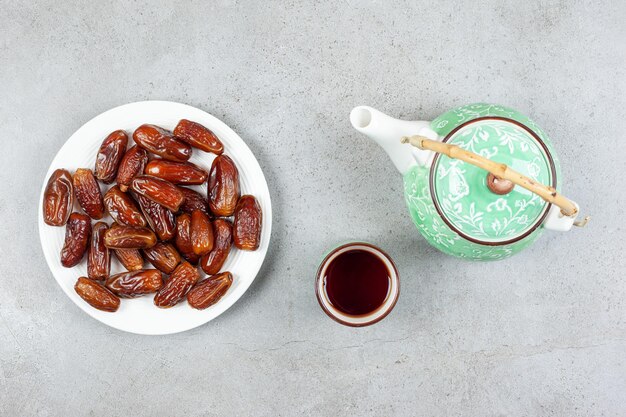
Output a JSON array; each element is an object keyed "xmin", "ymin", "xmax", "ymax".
[{"xmin": 401, "ymin": 136, "xmax": 579, "ymax": 217}]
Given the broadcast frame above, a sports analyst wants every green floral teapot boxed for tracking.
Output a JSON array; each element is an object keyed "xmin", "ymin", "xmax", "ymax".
[{"xmin": 350, "ymin": 103, "xmax": 588, "ymax": 261}]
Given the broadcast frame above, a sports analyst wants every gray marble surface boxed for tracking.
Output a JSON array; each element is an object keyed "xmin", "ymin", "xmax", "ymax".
[{"xmin": 1, "ymin": 1, "xmax": 625, "ymax": 416}]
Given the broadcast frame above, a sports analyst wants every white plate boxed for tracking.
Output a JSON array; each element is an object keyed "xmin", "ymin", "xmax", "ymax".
[{"xmin": 38, "ymin": 101, "xmax": 272, "ymax": 335}]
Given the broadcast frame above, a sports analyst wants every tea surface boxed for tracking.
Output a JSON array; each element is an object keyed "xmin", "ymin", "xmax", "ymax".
[{"xmin": 324, "ymin": 249, "xmax": 390, "ymax": 316}]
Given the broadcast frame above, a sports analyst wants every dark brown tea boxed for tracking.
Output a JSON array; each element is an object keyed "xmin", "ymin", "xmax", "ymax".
[{"xmin": 323, "ymin": 249, "xmax": 391, "ymax": 316}]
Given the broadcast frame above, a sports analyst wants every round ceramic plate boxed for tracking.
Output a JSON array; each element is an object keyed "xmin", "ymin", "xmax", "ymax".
[{"xmin": 38, "ymin": 101, "xmax": 272, "ymax": 335}]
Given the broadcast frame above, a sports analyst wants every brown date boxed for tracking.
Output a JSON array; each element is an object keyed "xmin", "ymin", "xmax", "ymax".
[
  {"xmin": 103, "ymin": 225, "xmax": 156, "ymax": 249},
  {"xmin": 233, "ymin": 195, "xmax": 262, "ymax": 251},
  {"xmin": 200, "ymin": 219, "xmax": 232, "ymax": 275},
  {"xmin": 143, "ymin": 242, "xmax": 181, "ymax": 274},
  {"xmin": 116, "ymin": 145, "xmax": 148, "ymax": 192},
  {"xmin": 208, "ymin": 155, "xmax": 240, "ymax": 216},
  {"xmin": 187, "ymin": 272, "xmax": 233, "ymax": 310},
  {"xmin": 105, "ymin": 269, "xmax": 163, "ymax": 298},
  {"xmin": 190, "ymin": 210, "xmax": 214, "ymax": 255},
  {"xmin": 95, "ymin": 130, "xmax": 128, "ymax": 183},
  {"xmin": 178, "ymin": 186, "xmax": 211, "ymax": 217},
  {"xmin": 144, "ymin": 160, "xmax": 208, "ymax": 185},
  {"xmin": 114, "ymin": 248, "xmax": 144, "ymax": 271},
  {"xmin": 132, "ymin": 192, "xmax": 176, "ymax": 241},
  {"xmin": 154, "ymin": 261, "xmax": 200, "ymax": 308},
  {"xmin": 75, "ymin": 277, "xmax": 120, "ymax": 312},
  {"xmin": 73, "ymin": 168, "xmax": 105, "ymax": 219},
  {"xmin": 174, "ymin": 213, "xmax": 199, "ymax": 264},
  {"xmin": 133, "ymin": 124, "xmax": 191, "ymax": 162},
  {"xmin": 173, "ymin": 119, "xmax": 224, "ymax": 155},
  {"xmin": 87, "ymin": 222, "xmax": 110, "ymax": 280},
  {"xmin": 104, "ymin": 185, "xmax": 146, "ymax": 227},
  {"xmin": 130, "ymin": 175, "xmax": 184, "ymax": 212},
  {"xmin": 61, "ymin": 213, "xmax": 91, "ymax": 267},
  {"xmin": 43, "ymin": 169, "xmax": 74, "ymax": 226}
]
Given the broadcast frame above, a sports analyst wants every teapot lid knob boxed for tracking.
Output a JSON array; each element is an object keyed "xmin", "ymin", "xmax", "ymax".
[{"xmin": 486, "ymin": 173, "xmax": 514, "ymax": 195}]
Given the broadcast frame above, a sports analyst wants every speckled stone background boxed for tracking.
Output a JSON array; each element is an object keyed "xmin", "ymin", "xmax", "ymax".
[{"xmin": 1, "ymin": 1, "xmax": 625, "ymax": 416}]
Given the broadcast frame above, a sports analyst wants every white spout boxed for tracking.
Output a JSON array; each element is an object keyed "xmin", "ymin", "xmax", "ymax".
[{"xmin": 350, "ymin": 106, "xmax": 434, "ymax": 174}]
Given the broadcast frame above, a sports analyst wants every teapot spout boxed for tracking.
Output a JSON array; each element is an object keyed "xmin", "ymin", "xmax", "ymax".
[{"xmin": 350, "ymin": 106, "xmax": 434, "ymax": 174}]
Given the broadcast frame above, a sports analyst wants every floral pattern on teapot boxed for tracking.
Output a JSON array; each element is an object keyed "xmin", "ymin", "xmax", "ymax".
[
  {"xmin": 433, "ymin": 119, "xmax": 553, "ymax": 241},
  {"xmin": 403, "ymin": 103, "xmax": 562, "ymax": 260}
]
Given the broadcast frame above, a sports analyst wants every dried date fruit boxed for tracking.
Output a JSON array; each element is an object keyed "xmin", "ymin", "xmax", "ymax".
[
  {"xmin": 43, "ymin": 169, "xmax": 74, "ymax": 226},
  {"xmin": 133, "ymin": 124, "xmax": 191, "ymax": 162},
  {"xmin": 95, "ymin": 130, "xmax": 128, "ymax": 183},
  {"xmin": 143, "ymin": 242, "xmax": 181, "ymax": 274},
  {"xmin": 75, "ymin": 277, "xmax": 120, "ymax": 312},
  {"xmin": 130, "ymin": 175, "xmax": 184, "ymax": 212},
  {"xmin": 154, "ymin": 261, "xmax": 200, "ymax": 308},
  {"xmin": 87, "ymin": 222, "xmax": 110, "ymax": 280},
  {"xmin": 200, "ymin": 219, "xmax": 232, "ymax": 275},
  {"xmin": 187, "ymin": 272, "xmax": 233, "ymax": 310},
  {"xmin": 233, "ymin": 195, "xmax": 262, "ymax": 251},
  {"xmin": 208, "ymin": 155, "xmax": 240, "ymax": 216},
  {"xmin": 116, "ymin": 145, "xmax": 148, "ymax": 192},
  {"xmin": 173, "ymin": 119, "xmax": 224, "ymax": 154},
  {"xmin": 61, "ymin": 213, "xmax": 91, "ymax": 267},
  {"xmin": 178, "ymin": 186, "xmax": 211, "ymax": 217},
  {"xmin": 105, "ymin": 269, "xmax": 163, "ymax": 298},
  {"xmin": 190, "ymin": 210, "xmax": 214, "ymax": 255},
  {"xmin": 132, "ymin": 192, "xmax": 176, "ymax": 241},
  {"xmin": 174, "ymin": 213, "xmax": 199, "ymax": 264},
  {"xmin": 114, "ymin": 248, "xmax": 144, "ymax": 271},
  {"xmin": 103, "ymin": 225, "xmax": 156, "ymax": 249},
  {"xmin": 104, "ymin": 185, "xmax": 146, "ymax": 227},
  {"xmin": 73, "ymin": 168, "xmax": 105, "ymax": 219},
  {"xmin": 144, "ymin": 160, "xmax": 208, "ymax": 185}
]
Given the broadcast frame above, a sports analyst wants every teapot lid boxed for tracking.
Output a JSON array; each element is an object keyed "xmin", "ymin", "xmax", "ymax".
[{"xmin": 430, "ymin": 117, "xmax": 557, "ymax": 245}]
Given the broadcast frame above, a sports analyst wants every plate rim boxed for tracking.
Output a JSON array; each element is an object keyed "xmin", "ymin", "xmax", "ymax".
[{"xmin": 37, "ymin": 100, "xmax": 272, "ymax": 335}]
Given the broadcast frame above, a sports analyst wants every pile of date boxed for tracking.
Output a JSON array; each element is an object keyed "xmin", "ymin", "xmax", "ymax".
[{"xmin": 42, "ymin": 120, "xmax": 262, "ymax": 313}]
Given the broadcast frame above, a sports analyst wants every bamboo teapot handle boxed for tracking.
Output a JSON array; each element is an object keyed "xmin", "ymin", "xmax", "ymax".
[{"xmin": 401, "ymin": 136, "xmax": 589, "ymax": 226}]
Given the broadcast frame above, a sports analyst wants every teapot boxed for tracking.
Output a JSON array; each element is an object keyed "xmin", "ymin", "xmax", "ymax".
[{"xmin": 350, "ymin": 103, "xmax": 588, "ymax": 261}]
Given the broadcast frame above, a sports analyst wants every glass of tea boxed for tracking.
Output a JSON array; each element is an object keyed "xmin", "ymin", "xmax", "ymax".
[{"xmin": 315, "ymin": 242, "xmax": 400, "ymax": 327}]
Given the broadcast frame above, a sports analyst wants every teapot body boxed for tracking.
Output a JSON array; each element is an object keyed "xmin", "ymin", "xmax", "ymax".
[{"xmin": 404, "ymin": 103, "xmax": 561, "ymax": 260}]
